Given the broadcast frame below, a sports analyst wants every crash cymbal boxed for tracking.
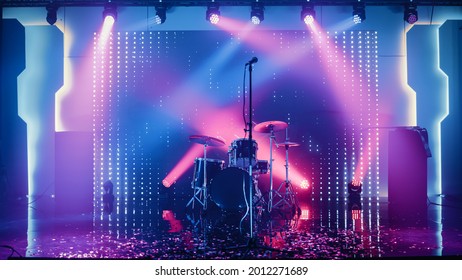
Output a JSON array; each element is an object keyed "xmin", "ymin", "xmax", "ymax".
[
  {"xmin": 189, "ymin": 135, "xmax": 225, "ymax": 147},
  {"xmin": 254, "ymin": 121, "xmax": 288, "ymax": 133},
  {"xmin": 277, "ymin": 141, "xmax": 300, "ymax": 148}
]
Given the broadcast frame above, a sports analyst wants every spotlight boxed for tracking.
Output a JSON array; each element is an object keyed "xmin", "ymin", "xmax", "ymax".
[
  {"xmin": 155, "ymin": 6, "xmax": 167, "ymax": 25},
  {"xmin": 300, "ymin": 179, "xmax": 310, "ymax": 189},
  {"xmin": 352, "ymin": 2, "xmax": 366, "ymax": 24},
  {"xmin": 206, "ymin": 3, "xmax": 220, "ymax": 25},
  {"xmin": 301, "ymin": 5, "xmax": 315, "ymax": 25},
  {"xmin": 250, "ymin": 4, "xmax": 264, "ymax": 25},
  {"xmin": 404, "ymin": 4, "xmax": 418, "ymax": 24},
  {"xmin": 46, "ymin": 4, "xmax": 58, "ymax": 25},
  {"xmin": 102, "ymin": 180, "xmax": 114, "ymax": 214},
  {"xmin": 102, "ymin": 1, "xmax": 117, "ymax": 22},
  {"xmin": 348, "ymin": 179, "xmax": 362, "ymax": 194}
]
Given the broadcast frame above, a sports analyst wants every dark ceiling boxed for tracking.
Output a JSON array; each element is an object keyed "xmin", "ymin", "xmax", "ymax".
[{"xmin": 1, "ymin": 0, "xmax": 461, "ymax": 8}]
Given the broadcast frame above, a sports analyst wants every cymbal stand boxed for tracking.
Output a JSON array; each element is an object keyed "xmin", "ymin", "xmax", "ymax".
[
  {"xmin": 186, "ymin": 143, "xmax": 209, "ymax": 210},
  {"xmin": 273, "ymin": 129, "xmax": 299, "ymax": 211}
]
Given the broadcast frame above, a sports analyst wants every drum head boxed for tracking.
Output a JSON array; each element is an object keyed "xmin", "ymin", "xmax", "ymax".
[{"xmin": 210, "ymin": 167, "xmax": 251, "ymax": 210}]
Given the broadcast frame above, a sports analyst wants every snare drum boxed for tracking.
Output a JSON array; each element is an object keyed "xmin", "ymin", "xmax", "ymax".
[
  {"xmin": 228, "ymin": 138, "xmax": 258, "ymax": 169},
  {"xmin": 192, "ymin": 158, "xmax": 224, "ymax": 188}
]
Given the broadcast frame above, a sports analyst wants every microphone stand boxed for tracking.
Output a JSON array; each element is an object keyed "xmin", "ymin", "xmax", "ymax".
[
  {"xmin": 248, "ymin": 62, "xmax": 254, "ymax": 240},
  {"xmin": 248, "ymin": 61, "xmax": 284, "ymax": 253},
  {"xmin": 233, "ymin": 61, "xmax": 259, "ymax": 249},
  {"xmin": 225, "ymin": 58, "xmax": 282, "ymax": 256}
]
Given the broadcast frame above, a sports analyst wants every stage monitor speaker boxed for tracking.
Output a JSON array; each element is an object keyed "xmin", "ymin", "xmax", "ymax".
[
  {"xmin": 55, "ymin": 132, "xmax": 93, "ymax": 215},
  {"xmin": 388, "ymin": 127, "xmax": 430, "ymax": 219}
]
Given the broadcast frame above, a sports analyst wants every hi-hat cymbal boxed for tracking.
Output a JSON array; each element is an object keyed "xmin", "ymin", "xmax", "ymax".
[
  {"xmin": 189, "ymin": 135, "xmax": 225, "ymax": 147},
  {"xmin": 254, "ymin": 121, "xmax": 288, "ymax": 133},
  {"xmin": 277, "ymin": 141, "xmax": 300, "ymax": 148}
]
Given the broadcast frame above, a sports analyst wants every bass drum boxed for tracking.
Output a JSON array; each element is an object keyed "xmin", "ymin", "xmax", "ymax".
[
  {"xmin": 209, "ymin": 167, "xmax": 251, "ymax": 210},
  {"xmin": 192, "ymin": 158, "xmax": 224, "ymax": 188}
]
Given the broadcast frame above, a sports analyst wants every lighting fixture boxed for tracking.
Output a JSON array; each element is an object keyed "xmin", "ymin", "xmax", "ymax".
[
  {"xmin": 206, "ymin": 3, "xmax": 220, "ymax": 25},
  {"xmin": 46, "ymin": 4, "xmax": 58, "ymax": 25},
  {"xmin": 353, "ymin": 2, "xmax": 366, "ymax": 24},
  {"xmin": 250, "ymin": 4, "xmax": 264, "ymax": 25},
  {"xmin": 102, "ymin": 1, "xmax": 117, "ymax": 21},
  {"xmin": 301, "ymin": 5, "xmax": 315, "ymax": 25},
  {"xmin": 155, "ymin": 6, "xmax": 167, "ymax": 24},
  {"xmin": 404, "ymin": 4, "xmax": 418, "ymax": 24},
  {"xmin": 348, "ymin": 180, "xmax": 362, "ymax": 194}
]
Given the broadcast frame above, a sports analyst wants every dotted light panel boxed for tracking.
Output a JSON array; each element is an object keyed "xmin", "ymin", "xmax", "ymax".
[
  {"xmin": 92, "ymin": 30, "xmax": 380, "ymax": 219},
  {"xmin": 93, "ymin": 32, "xmax": 160, "ymax": 225},
  {"xmin": 305, "ymin": 30, "xmax": 380, "ymax": 201}
]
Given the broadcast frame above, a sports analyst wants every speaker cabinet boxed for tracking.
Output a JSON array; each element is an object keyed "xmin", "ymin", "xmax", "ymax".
[
  {"xmin": 55, "ymin": 132, "xmax": 93, "ymax": 215},
  {"xmin": 388, "ymin": 127, "xmax": 429, "ymax": 222}
]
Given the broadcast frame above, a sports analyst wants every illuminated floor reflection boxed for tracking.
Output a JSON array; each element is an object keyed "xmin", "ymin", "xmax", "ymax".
[{"xmin": 1, "ymin": 195, "xmax": 461, "ymax": 259}]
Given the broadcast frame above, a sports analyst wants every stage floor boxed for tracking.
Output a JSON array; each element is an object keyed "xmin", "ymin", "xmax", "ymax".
[{"xmin": 1, "ymin": 194, "xmax": 462, "ymax": 260}]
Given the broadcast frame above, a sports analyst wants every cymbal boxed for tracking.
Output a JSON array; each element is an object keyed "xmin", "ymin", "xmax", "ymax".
[
  {"xmin": 277, "ymin": 141, "xmax": 300, "ymax": 148},
  {"xmin": 254, "ymin": 121, "xmax": 288, "ymax": 133},
  {"xmin": 189, "ymin": 135, "xmax": 225, "ymax": 147}
]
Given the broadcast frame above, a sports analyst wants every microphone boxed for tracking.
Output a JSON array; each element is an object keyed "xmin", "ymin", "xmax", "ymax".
[{"xmin": 245, "ymin": 57, "xmax": 258, "ymax": 65}]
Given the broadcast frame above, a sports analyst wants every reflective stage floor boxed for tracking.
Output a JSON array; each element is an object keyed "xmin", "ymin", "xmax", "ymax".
[{"xmin": 1, "ymin": 194, "xmax": 462, "ymax": 260}]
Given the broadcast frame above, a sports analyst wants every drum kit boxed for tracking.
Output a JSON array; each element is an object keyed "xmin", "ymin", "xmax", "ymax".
[{"xmin": 186, "ymin": 120, "xmax": 300, "ymax": 213}]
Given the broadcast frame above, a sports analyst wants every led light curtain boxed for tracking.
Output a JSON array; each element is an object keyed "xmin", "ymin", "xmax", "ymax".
[{"xmin": 92, "ymin": 30, "xmax": 380, "ymax": 216}]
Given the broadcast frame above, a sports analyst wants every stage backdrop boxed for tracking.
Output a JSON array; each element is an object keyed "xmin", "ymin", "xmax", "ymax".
[
  {"xmin": 3, "ymin": 5, "xmax": 462, "ymax": 218},
  {"xmin": 92, "ymin": 29, "xmax": 380, "ymax": 215}
]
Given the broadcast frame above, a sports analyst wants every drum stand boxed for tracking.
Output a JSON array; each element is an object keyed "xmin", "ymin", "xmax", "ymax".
[
  {"xmin": 253, "ymin": 120, "xmax": 288, "ymax": 213},
  {"xmin": 272, "ymin": 132, "xmax": 299, "ymax": 212},
  {"xmin": 186, "ymin": 143, "xmax": 210, "ymax": 210}
]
